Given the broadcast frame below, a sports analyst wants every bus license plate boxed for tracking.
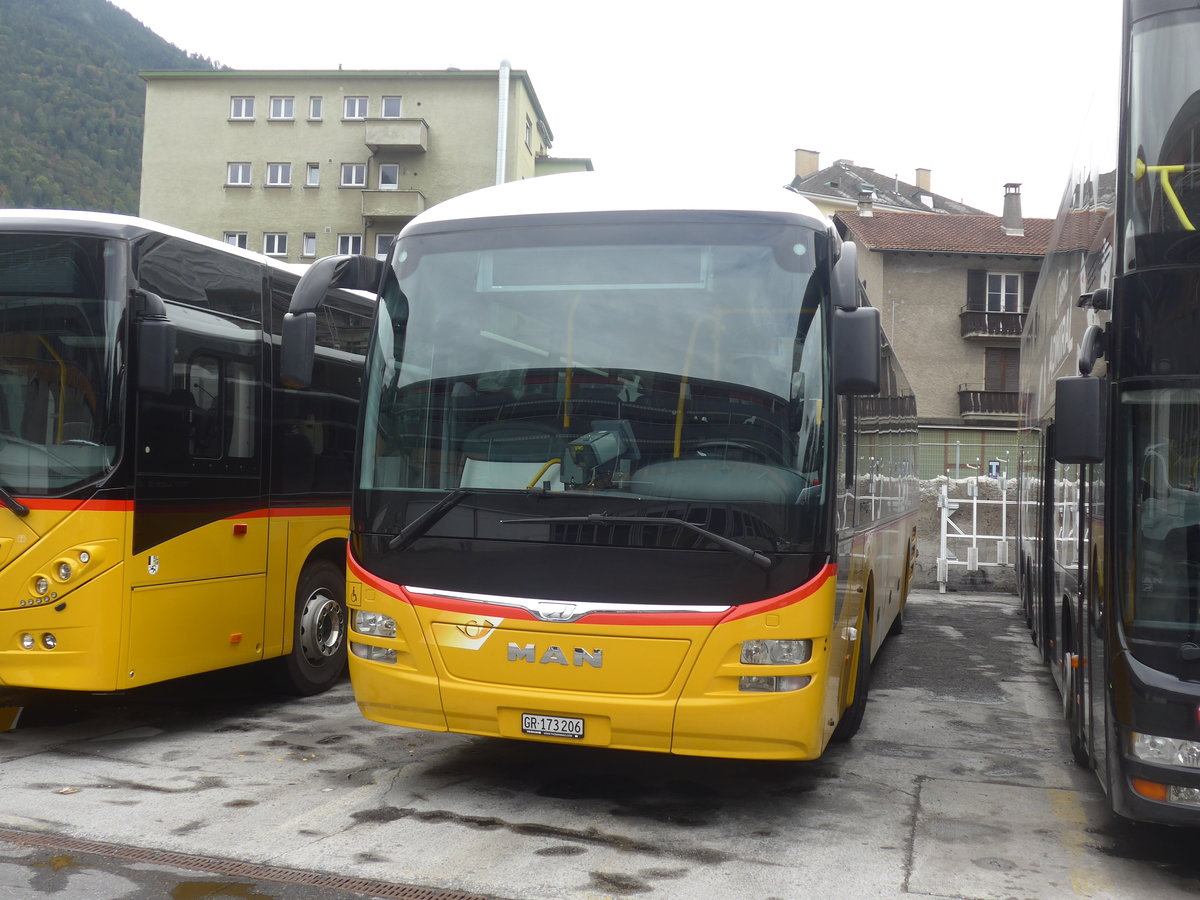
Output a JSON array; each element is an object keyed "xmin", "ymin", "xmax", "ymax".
[{"xmin": 521, "ymin": 713, "xmax": 584, "ymax": 739}]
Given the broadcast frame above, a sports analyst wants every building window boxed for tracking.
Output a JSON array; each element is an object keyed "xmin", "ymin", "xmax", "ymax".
[
  {"xmin": 269, "ymin": 96, "xmax": 294, "ymax": 120},
  {"xmin": 987, "ymin": 273, "xmax": 1021, "ymax": 313},
  {"xmin": 343, "ymin": 96, "xmax": 368, "ymax": 119},
  {"xmin": 378, "ymin": 164, "xmax": 399, "ymax": 190},
  {"xmin": 382, "ymin": 96, "xmax": 403, "ymax": 118},
  {"xmin": 340, "ymin": 163, "xmax": 366, "ymax": 187},
  {"xmin": 337, "ymin": 234, "xmax": 363, "ymax": 255},
  {"xmin": 224, "ymin": 232, "xmax": 248, "ymax": 249},
  {"xmin": 302, "ymin": 233, "xmax": 317, "ymax": 258},
  {"xmin": 309, "ymin": 96, "xmax": 323, "ymax": 120},
  {"xmin": 266, "ymin": 163, "xmax": 292, "ymax": 186},
  {"xmin": 375, "ymin": 234, "xmax": 396, "ymax": 260},
  {"xmin": 264, "ymin": 233, "xmax": 288, "ymax": 256},
  {"xmin": 230, "ymin": 96, "xmax": 255, "ymax": 120},
  {"xmin": 306, "ymin": 163, "xmax": 320, "ymax": 187},
  {"xmin": 984, "ymin": 347, "xmax": 1020, "ymax": 392},
  {"xmin": 227, "ymin": 162, "xmax": 251, "ymax": 186},
  {"xmin": 525, "ymin": 115, "xmax": 533, "ymax": 151}
]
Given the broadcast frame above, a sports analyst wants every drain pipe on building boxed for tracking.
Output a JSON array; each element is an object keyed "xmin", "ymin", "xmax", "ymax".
[{"xmin": 495, "ymin": 59, "xmax": 510, "ymax": 185}]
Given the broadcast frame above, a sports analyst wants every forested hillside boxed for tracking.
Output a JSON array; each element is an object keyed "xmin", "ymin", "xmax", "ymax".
[{"xmin": 0, "ymin": 0, "xmax": 216, "ymax": 213}]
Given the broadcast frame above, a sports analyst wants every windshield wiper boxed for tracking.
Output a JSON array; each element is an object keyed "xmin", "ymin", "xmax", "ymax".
[
  {"xmin": 500, "ymin": 512, "xmax": 772, "ymax": 570},
  {"xmin": 388, "ymin": 488, "xmax": 470, "ymax": 551},
  {"xmin": 0, "ymin": 483, "xmax": 29, "ymax": 518}
]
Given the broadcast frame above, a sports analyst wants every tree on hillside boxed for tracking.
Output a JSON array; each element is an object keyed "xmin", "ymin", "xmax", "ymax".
[{"xmin": 0, "ymin": 0, "xmax": 217, "ymax": 213}]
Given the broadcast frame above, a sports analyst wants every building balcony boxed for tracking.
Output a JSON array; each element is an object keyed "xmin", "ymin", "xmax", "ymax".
[
  {"xmin": 364, "ymin": 118, "xmax": 429, "ymax": 153},
  {"xmin": 362, "ymin": 189, "xmax": 427, "ymax": 220},
  {"xmin": 959, "ymin": 308, "xmax": 1026, "ymax": 341},
  {"xmin": 959, "ymin": 384, "xmax": 1020, "ymax": 421}
]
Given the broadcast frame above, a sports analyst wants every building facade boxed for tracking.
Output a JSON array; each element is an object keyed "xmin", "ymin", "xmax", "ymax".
[
  {"xmin": 139, "ymin": 68, "xmax": 590, "ymax": 264},
  {"xmin": 835, "ymin": 187, "xmax": 1053, "ymax": 478}
]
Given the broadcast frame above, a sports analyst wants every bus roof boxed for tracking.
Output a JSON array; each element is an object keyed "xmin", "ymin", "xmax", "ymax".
[
  {"xmin": 408, "ymin": 172, "xmax": 831, "ymax": 232},
  {"xmin": 0, "ymin": 208, "xmax": 308, "ymax": 276}
]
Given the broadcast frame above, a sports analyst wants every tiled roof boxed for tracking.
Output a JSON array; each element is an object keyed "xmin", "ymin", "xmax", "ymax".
[
  {"xmin": 836, "ymin": 209, "xmax": 1054, "ymax": 256},
  {"xmin": 788, "ymin": 159, "xmax": 990, "ymax": 215}
]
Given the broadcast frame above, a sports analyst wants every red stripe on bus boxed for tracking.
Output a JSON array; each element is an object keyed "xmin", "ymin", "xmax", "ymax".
[
  {"xmin": 16, "ymin": 498, "xmax": 132, "ymax": 512},
  {"xmin": 718, "ymin": 563, "xmax": 837, "ymax": 623}
]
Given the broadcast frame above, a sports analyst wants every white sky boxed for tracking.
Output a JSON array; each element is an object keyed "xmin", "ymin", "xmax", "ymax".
[{"xmin": 108, "ymin": 0, "xmax": 1122, "ymax": 219}]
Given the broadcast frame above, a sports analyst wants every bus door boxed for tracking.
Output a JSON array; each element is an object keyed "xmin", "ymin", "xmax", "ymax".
[{"xmin": 128, "ymin": 304, "xmax": 268, "ymax": 686}]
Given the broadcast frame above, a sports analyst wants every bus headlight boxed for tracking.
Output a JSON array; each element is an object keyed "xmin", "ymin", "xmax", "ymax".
[
  {"xmin": 353, "ymin": 610, "xmax": 396, "ymax": 638},
  {"xmin": 41, "ymin": 633, "xmax": 57, "ymax": 650},
  {"xmin": 56, "ymin": 562, "xmax": 72, "ymax": 582},
  {"xmin": 20, "ymin": 634, "xmax": 35, "ymax": 650},
  {"xmin": 351, "ymin": 642, "xmax": 397, "ymax": 663},
  {"xmin": 739, "ymin": 675, "xmax": 811, "ymax": 692},
  {"xmin": 741, "ymin": 639, "xmax": 812, "ymax": 665},
  {"xmin": 1131, "ymin": 731, "xmax": 1200, "ymax": 768},
  {"xmin": 33, "ymin": 576, "xmax": 49, "ymax": 596}
]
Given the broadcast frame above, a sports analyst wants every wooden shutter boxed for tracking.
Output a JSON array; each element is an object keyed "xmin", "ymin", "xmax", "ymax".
[
  {"xmin": 984, "ymin": 348, "xmax": 1020, "ymax": 391},
  {"xmin": 1023, "ymin": 270, "xmax": 1039, "ymax": 311},
  {"xmin": 966, "ymin": 269, "xmax": 987, "ymax": 311}
]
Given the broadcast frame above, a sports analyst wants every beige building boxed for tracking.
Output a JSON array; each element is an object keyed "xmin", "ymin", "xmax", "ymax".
[
  {"xmin": 835, "ymin": 186, "xmax": 1053, "ymax": 478},
  {"xmin": 138, "ymin": 67, "xmax": 590, "ymax": 263}
]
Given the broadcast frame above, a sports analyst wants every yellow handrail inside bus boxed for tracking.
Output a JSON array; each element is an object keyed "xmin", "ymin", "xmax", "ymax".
[
  {"xmin": 525, "ymin": 459, "xmax": 562, "ymax": 490},
  {"xmin": 37, "ymin": 336, "xmax": 68, "ymax": 443},
  {"xmin": 1135, "ymin": 159, "xmax": 1196, "ymax": 231}
]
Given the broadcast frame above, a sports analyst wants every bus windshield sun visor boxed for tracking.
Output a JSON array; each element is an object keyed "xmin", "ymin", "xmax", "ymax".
[{"xmin": 499, "ymin": 512, "xmax": 773, "ymax": 570}]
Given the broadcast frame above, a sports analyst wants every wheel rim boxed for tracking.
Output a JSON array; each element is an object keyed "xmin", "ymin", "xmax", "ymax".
[{"xmin": 298, "ymin": 589, "xmax": 344, "ymax": 665}]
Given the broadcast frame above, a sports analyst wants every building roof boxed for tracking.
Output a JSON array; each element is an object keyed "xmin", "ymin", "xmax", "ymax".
[
  {"xmin": 788, "ymin": 159, "xmax": 991, "ymax": 215},
  {"xmin": 836, "ymin": 209, "xmax": 1054, "ymax": 256}
]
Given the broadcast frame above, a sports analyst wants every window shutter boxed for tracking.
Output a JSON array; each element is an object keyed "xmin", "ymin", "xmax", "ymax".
[
  {"xmin": 1023, "ymin": 270, "xmax": 1039, "ymax": 311},
  {"xmin": 967, "ymin": 269, "xmax": 987, "ymax": 311},
  {"xmin": 984, "ymin": 348, "xmax": 1020, "ymax": 391}
]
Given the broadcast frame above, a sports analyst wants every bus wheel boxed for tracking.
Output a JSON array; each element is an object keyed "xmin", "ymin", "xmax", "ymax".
[
  {"xmin": 278, "ymin": 559, "xmax": 347, "ymax": 696},
  {"xmin": 832, "ymin": 605, "xmax": 872, "ymax": 742}
]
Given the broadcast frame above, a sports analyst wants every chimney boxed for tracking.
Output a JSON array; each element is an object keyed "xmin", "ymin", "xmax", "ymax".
[
  {"xmin": 915, "ymin": 168, "xmax": 931, "ymax": 192},
  {"xmin": 795, "ymin": 148, "xmax": 820, "ymax": 178},
  {"xmin": 1002, "ymin": 183, "xmax": 1024, "ymax": 236},
  {"xmin": 857, "ymin": 185, "xmax": 875, "ymax": 217}
]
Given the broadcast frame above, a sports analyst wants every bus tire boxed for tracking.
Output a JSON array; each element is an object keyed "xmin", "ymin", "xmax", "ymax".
[
  {"xmin": 832, "ymin": 603, "xmax": 872, "ymax": 743},
  {"xmin": 278, "ymin": 559, "xmax": 347, "ymax": 696}
]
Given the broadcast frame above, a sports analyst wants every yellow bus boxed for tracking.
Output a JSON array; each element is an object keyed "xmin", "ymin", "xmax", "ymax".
[
  {"xmin": 0, "ymin": 211, "xmax": 373, "ymax": 704},
  {"xmin": 285, "ymin": 175, "xmax": 919, "ymax": 758}
]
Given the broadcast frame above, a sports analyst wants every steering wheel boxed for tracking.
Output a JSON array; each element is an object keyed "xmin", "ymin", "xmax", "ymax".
[{"xmin": 692, "ymin": 440, "xmax": 773, "ymax": 464}]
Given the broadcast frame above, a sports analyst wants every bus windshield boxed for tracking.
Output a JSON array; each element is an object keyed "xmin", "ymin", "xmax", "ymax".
[
  {"xmin": 1120, "ymin": 386, "xmax": 1200, "ymax": 652},
  {"xmin": 0, "ymin": 234, "xmax": 123, "ymax": 495},
  {"xmin": 360, "ymin": 219, "xmax": 830, "ymax": 553},
  {"xmin": 1127, "ymin": 7, "xmax": 1200, "ymax": 265}
]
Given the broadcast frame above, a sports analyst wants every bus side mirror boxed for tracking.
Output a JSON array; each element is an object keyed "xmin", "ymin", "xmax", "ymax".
[
  {"xmin": 832, "ymin": 241, "xmax": 859, "ymax": 312},
  {"xmin": 280, "ymin": 311, "xmax": 317, "ymax": 389},
  {"xmin": 282, "ymin": 254, "xmax": 386, "ymax": 389},
  {"xmin": 1054, "ymin": 375, "xmax": 1104, "ymax": 464},
  {"xmin": 833, "ymin": 306, "xmax": 881, "ymax": 395},
  {"xmin": 135, "ymin": 290, "xmax": 175, "ymax": 395}
]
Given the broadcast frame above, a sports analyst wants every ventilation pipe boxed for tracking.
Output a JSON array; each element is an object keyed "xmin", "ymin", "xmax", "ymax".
[{"xmin": 495, "ymin": 59, "xmax": 511, "ymax": 185}]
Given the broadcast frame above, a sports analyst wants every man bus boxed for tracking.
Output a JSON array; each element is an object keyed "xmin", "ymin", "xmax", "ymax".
[
  {"xmin": 0, "ymin": 211, "xmax": 373, "ymax": 706},
  {"xmin": 284, "ymin": 174, "xmax": 919, "ymax": 759},
  {"xmin": 1018, "ymin": 0, "xmax": 1200, "ymax": 823}
]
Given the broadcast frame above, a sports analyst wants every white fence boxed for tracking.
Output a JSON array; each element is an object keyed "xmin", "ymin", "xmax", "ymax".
[{"xmin": 935, "ymin": 478, "xmax": 1016, "ymax": 593}]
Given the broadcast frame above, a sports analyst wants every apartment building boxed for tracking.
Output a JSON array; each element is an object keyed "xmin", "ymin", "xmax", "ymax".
[
  {"xmin": 138, "ymin": 67, "xmax": 590, "ymax": 263},
  {"xmin": 835, "ymin": 186, "xmax": 1053, "ymax": 477}
]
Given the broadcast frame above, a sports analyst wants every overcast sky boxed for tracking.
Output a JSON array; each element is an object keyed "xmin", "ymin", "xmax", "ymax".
[{"xmin": 108, "ymin": 0, "xmax": 1123, "ymax": 219}]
